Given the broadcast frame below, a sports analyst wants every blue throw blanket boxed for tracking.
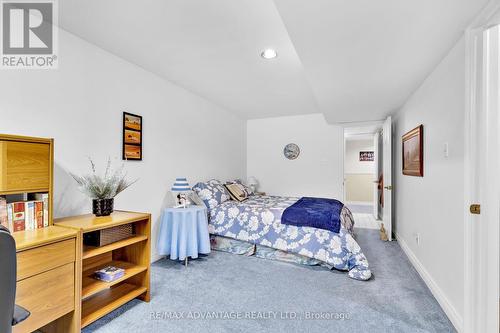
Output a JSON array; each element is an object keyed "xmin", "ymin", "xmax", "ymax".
[{"xmin": 281, "ymin": 197, "xmax": 344, "ymax": 234}]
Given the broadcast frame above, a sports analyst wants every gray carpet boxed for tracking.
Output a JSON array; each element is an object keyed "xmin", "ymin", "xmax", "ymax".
[
  {"xmin": 346, "ymin": 203, "xmax": 374, "ymax": 214},
  {"xmin": 83, "ymin": 229, "xmax": 455, "ymax": 333}
]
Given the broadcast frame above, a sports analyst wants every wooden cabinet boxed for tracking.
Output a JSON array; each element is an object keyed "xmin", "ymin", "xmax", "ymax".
[
  {"xmin": 0, "ymin": 134, "xmax": 54, "ymax": 226},
  {"xmin": 0, "ymin": 134, "xmax": 79, "ymax": 332},
  {"xmin": 0, "ymin": 140, "xmax": 51, "ymax": 192},
  {"xmin": 17, "ymin": 238, "xmax": 75, "ymax": 280},
  {"xmin": 55, "ymin": 211, "xmax": 151, "ymax": 329},
  {"xmin": 13, "ymin": 226, "xmax": 81, "ymax": 333},
  {"xmin": 16, "ymin": 263, "xmax": 75, "ymax": 332}
]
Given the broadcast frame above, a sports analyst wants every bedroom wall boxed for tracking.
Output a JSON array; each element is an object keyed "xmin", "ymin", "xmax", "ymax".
[
  {"xmin": 392, "ymin": 36, "xmax": 466, "ymax": 330},
  {"xmin": 0, "ymin": 28, "xmax": 246, "ymax": 261},
  {"xmin": 247, "ymin": 114, "xmax": 343, "ymax": 199}
]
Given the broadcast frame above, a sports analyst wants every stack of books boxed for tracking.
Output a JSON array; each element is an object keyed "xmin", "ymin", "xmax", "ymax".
[
  {"xmin": 0, "ymin": 194, "xmax": 49, "ymax": 232},
  {"xmin": 94, "ymin": 266, "xmax": 125, "ymax": 282}
]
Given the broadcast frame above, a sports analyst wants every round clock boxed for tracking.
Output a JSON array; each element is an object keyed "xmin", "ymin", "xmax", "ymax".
[{"xmin": 284, "ymin": 143, "xmax": 300, "ymax": 160}]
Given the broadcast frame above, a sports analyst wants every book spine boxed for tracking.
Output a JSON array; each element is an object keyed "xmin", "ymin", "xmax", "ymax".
[
  {"xmin": 95, "ymin": 271, "xmax": 125, "ymax": 282},
  {"xmin": 25, "ymin": 201, "xmax": 35, "ymax": 231},
  {"xmin": 13, "ymin": 202, "xmax": 25, "ymax": 232},
  {"xmin": 24, "ymin": 203, "xmax": 30, "ymax": 230},
  {"xmin": 7, "ymin": 204, "xmax": 13, "ymax": 232},
  {"xmin": 35, "ymin": 201, "xmax": 44, "ymax": 229},
  {"xmin": 43, "ymin": 194, "xmax": 49, "ymax": 227},
  {"xmin": 0, "ymin": 197, "xmax": 7, "ymax": 229}
]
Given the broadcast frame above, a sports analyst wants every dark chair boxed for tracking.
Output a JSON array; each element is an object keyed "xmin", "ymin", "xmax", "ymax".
[{"xmin": 0, "ymin": 225, "xmax": 30, "ymax": 333}]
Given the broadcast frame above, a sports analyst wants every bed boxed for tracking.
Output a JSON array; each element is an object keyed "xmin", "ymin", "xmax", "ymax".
[{"xmin": 193, "ymin": 180, "xmax": 371, "ymax": 281}]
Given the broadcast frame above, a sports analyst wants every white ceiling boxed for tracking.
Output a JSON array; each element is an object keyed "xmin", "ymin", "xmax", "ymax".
[
  {"xmin": 58, "ymin": 0, "xmax": 488, "ymax": 123},
  {"xmin": 274, "ymin": 0, "xmax": 489, "ymax": 123},
  {"xmin": 59, "ymin": 0, "xmax": 320, "ymax": 119},
  {"xmin": 344, "ymin": 123, "xmax": 383, "ymax": 139}
]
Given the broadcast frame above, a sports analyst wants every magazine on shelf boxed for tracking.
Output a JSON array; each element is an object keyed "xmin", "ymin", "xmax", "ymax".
[{"xmin": 94, "ymin": 266, "xmax": 125, "ymax": 282}]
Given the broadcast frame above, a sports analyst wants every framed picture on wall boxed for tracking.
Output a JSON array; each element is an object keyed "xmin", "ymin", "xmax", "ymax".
[
  {"xmin": 359, "ymin": 151, "xmax": 374, "ymax": 161},
  {"xmin": 402, "ymin": 125, "xmax": 423, "ymax": 176},
  {"xmin": 122, "ymin": 112, "xmax": 142, "ymax": 160}
]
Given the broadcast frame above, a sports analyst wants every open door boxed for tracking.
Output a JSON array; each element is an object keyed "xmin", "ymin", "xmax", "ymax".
[
  {"xmin": 373, "ymin": 133, "xmax": 380, "ymax": 219},
  {"xmin": 382, "ymin": 116, "xmax": 392, "ymax": 241},
  {"xmin": 464, "ymin": 25, "xmax": 500, "ymax": 333}
]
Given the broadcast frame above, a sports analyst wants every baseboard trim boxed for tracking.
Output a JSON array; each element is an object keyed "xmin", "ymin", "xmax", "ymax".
[{"xmin": 396, "ymin": 232, "xmax": 463, "ymax": 333}]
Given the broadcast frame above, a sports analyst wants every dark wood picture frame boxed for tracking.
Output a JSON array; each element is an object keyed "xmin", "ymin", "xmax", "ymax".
[
  {"xmin": 402, "ymin": 125, "xmax": 423, "ymax": 176},
  {"xmin": 122, "ymin": 112, "xmax": 143, "ymax": 161}
]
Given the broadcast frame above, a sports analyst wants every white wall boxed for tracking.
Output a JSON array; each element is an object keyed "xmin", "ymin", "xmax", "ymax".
[
  {"xmin": 345, "ymin": 139, "xmax": 375, "ymax": 174},
  {"xmin": 247, "ymin": 114, "xmax": 343, "ymax": 198},
  {"xmin": 0, "ymin": 28, "xmax": 246, "ymax": 261},
  {"xmin": 393, "ymin": 37, "xmax": 466, "ymax": 329}
]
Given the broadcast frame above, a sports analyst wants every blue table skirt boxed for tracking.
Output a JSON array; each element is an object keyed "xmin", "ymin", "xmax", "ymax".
[{"xmin": 157, "ymin": 206, "xmax": 211, "ymax": 260}]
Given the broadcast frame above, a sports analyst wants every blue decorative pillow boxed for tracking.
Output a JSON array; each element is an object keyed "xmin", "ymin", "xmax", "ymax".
[{"xmin": 192, "ymin": 179, "xmax": 230, "ymax": 209}]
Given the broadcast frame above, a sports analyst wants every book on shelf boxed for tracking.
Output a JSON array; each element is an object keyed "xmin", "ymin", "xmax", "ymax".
[
  {"xmin": 94, "ymin": 266, "xmax": 125, "ymax": 282},
  {"xmin": 25, "ymin": 201, "xmax": 35, "ymax": 230},
  {"xmin": 6, "ymin": 203, "xmax": 13, "ymax": 231},
  {"xmin": 2, "ymin": 194, "xmax": 49, "ymax": 232},
  {"xmin": 34, "ymin": 193, "xmax": 49, "ymax": 227},
  {"xmin": 0, "ymin": 197, "xmax": 7, "ymax": 230},
  {"xmin": 12, "ymin": 202, "xmax": 26, "ymax": 232},
  {"xmin": 35, "ymin": 201, "xmax": 44, "ymax": 229}
]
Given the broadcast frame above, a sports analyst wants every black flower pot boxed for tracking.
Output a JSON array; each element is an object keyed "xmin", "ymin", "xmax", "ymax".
[{"xmin": 92, "ymin": 198, "xmax": 114, "ymax": 216}]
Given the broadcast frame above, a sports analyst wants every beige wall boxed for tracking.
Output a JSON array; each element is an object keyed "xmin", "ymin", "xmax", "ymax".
[
  {"xmin": 345, "ymin": 174, "xmax": 374, "ymax": 202},
  {"xmin": 345, "ymin": 138, "xmax": 375, "ymax": 203}
]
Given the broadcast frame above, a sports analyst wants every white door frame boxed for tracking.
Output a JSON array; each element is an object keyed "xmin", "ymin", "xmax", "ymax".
[
  {"xmin": 341, "ymin": 121, "xmax": 384, "ymax": 205},
  {"xmin": 464, "ymin": 1, "xmax": 500, "ymax": 332},
  {"xmin": 382, "ymin": 116, "xmax": 392, "ymax": 241},
  {"xmin": 373, "ymin": 132, "xmax": 381, "ymax": 218}
]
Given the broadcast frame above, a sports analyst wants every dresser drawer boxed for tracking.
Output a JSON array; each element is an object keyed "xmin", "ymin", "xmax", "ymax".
[
  {"xmin": 13, "ymin": 263, "xmax": 75, "ymax": 333},
  {"xmin": 17, "ymin": 238, "xmax": 75, "ymax": 281},
  {"xmin": 0, "ymin": 140, "xmax": 51, "ymax": 192}
]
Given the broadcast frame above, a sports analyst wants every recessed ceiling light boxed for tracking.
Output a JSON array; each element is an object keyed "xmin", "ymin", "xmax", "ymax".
[{"xmin": 261, "ymin": 49, "xmax": 277, "ymax": 59}]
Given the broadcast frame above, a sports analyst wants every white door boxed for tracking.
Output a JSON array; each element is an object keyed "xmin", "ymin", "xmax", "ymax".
[
  {"xmin": 373, "ymin": 133, "xmax": 380, "ymax": 218},
  {"xmin": 464, "ymin": 25, "xmax": 500, "ymax": 333},
  {"xmin": 382, "ymin": 116, "xmax": 392, "ymax": 240}
]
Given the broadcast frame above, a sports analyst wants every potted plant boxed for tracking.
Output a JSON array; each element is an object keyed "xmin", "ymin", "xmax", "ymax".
[{"xmin": 71, "ymin": 158, "xmax": 137, "ymax": 216}]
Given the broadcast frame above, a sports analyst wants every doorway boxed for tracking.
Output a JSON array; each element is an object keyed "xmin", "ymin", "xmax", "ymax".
[
  {"xmin": 465, "ymin": 18, "xmax": 500, "ymax": 333},
  {"xmin": 343, "ymin": 123, "xmax": 383, "ymax": 229}
]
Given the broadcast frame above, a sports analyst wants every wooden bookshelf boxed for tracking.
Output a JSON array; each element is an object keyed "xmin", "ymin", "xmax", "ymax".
[
  {"xmin": 0, "ymin": 134, "xmax": 54, "ymax": 230},
  {"xmin": 83, "ymin": 234, "xmax": 148, "ymax": 259},
  {"xmin": 82, "ymin": 260, "xmax": 147, "ymax": 299},
  {"xmin": 81, "ymin": 283, "xmax": 147, "ymax": 328},
  {"xmin": 55, "ymin": 211, "xmax": 151, "ymax": 329}
]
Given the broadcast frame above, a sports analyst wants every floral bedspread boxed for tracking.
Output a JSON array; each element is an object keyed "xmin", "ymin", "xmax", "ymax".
[{"xmin": 208, "ymin": 195, "xmax": 371, "ymax": 280}]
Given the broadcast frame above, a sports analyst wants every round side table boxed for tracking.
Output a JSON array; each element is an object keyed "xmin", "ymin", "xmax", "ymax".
[{"xmin": 157, "ymin": 206, "xmax": 210, "ymax": 266}]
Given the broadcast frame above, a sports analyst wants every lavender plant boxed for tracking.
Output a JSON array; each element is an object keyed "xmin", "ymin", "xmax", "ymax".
[{"xmin": 71, "ymin": 158, "xmax": 137, "ymax": 199}]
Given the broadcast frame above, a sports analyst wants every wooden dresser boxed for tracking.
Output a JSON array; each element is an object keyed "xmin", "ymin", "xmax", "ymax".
[
  {"xmin": 13, "ymin": 227, "xmax": 81, "ymax": 333},
  {"xmin": 0, "ymin": 134, "xmax": 81, "ymax": 332}
]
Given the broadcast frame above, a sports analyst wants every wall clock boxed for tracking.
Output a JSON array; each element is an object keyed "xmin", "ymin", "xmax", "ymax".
[{"xmin": 284, "ymin": 143, "xmax": 300, "ymax": 160}]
